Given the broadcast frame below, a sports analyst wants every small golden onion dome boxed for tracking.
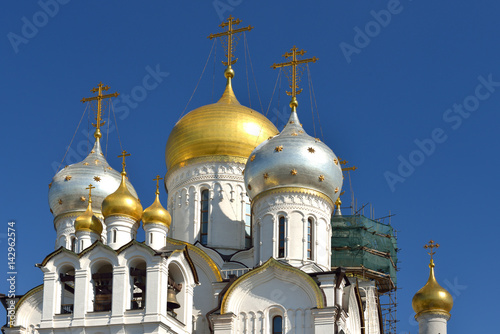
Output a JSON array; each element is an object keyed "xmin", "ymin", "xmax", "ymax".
[
  {"xmin": 165, "ymin": 81, "xmax": 278, "ymax": 172},
  {"xmin": 75, "ymin": 201, "xmax": 103, "ymax": 235},
  {"xmin": 102, "ymin": 172, "xmax": 143, "ymax": 222},
  {"xmin": 412, "ymin": 260, "xmax": 453, "ymax": 317},
  {"xmin": 142, "ymin": 191, "xmax": 171, "ymax": 227}
]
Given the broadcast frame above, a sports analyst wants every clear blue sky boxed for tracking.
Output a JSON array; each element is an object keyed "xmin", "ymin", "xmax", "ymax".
[{"xmin": 2, "ymin": 1, "xmax": 499, "ymax": 332}]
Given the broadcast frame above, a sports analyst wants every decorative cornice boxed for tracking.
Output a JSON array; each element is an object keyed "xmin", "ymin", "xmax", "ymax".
[{"xmin": 252, "ymin": 187, "xmax": 334, "ymax": 208}]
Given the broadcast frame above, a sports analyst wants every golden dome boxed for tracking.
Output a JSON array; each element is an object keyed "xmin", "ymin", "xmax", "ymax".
[
  {"xmin": 102, "ymin": 171, "xmax": 143, "ymax": 222},
  {"xmin": 75, "ymin": 201, "xmax": 103, "ymax": 235},
  {"xmin": 165, "ymin": 80, "xmax": 279, "ymax": 172},
  {"xmin": 143, "ymin": 191, "xmax": 171, "ymax": 227},
  {"xmin": 412, "ymin": 260, "xmax": 453, "ymax": 317}
]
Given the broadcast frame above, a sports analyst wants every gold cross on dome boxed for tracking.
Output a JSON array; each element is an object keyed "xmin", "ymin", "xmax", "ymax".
[
  {"xmin": 153, "ymin": 175, "xmax": 163, "ymax": 194},
  {"xmin": 208, "ymin": 16, "xmax": 253, "ymax": 70},
  {"xmin": 271, "ymin": 46, "xmax": 318, "ymax": 108},
  {"xmin": 118, "ymin": 150, "xmax": 131, "ymax": 173},
  {"xmin": 81, "ymin": 82, "xmax": 120, "ymax": 139},
  {"xmin": 424, "ymin": 240, "xmax": 440, "ymax": 262},
  {"xmin": 86, "ymin": 184, "xmax": 95, "ymax": 203}
]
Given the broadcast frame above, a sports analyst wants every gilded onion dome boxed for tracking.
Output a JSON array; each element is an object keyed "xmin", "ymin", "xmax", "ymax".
[
  {"xmin": 165, "ymin": 76, "xmax": 278, "ymax": 175},
  {"xmin": 74, "ymin": 187, "xmax": 103, "ymax": 235},
  {"xmin": 244, "ymin": 100, "xmax": 343, "ymax": 205},
  {"xmin": 101, "ymin": 155, "xmax": 143, "ymax": 222},
  {"xmin": 48, "ymin": 138, "xmax": 138, "ymax": 218},
  {"xmin": 412, "ymin": 259, "xmax": 453, "ymax": 317},
  {"xmin": 142, "ymin": 180, "xmax": 171, "ymax": 227}
]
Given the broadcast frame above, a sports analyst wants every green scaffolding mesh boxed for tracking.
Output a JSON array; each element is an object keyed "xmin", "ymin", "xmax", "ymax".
[{"xmin": 331, "ymin": 215, "xmax": 398, "ymax": 283}]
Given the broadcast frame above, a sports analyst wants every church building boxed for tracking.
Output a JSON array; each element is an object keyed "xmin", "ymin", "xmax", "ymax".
[{"xmin": 1, "ymin": 17, "xmax": 453, "ymax": 334}]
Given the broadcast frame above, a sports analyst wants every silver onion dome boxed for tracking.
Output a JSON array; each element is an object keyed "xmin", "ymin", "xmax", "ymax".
[
  {"xmin": 48, "ymin": 138, "xmax": 138, "ymax": 218},
  {"xmin": 244, "ymin": 109, "xmax": 343, "ymax": 204}
]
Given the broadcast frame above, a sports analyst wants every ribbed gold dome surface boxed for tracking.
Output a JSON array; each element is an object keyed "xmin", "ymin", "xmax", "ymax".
[
  {"xmin": 102, "ymin": 172, "xmax": 143, "ymax": 222},
  {"xmin": 142, "ymin": 192, "xmax": 171, "ymax": 227},
  {"xmin": 75, "ymin": 202, "xmax": 103, "ymax": 235},
  {"xmin": 412, "ymin": 260, "xmax": 453, "ymax": 317},
  {"xmin": 165, "ymin": 82, "xmax": 278, "ymax": 171}
]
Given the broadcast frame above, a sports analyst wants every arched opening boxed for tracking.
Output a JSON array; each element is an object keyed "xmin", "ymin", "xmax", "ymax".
[
  {"xmin": 272, "ymin": 315, "xmax": 283, "ymax": 334},
  {"xmin": 278, "ymin": 216, "xmax": 285, "ymax": 258},
  {"xmin": 59, "ymin": 265, "xmax": 75, "ymax": 314},
  {"xmin": 200, "ymin": 189, "xmax": 209, "ymax": 245},
  {"xmin": 167, "ymin": 263, "xmax": 185, "ymax": 323},
  {"xmin": 307, "ymin": 218, "xmax": 313, "ymax": 260},
  {"xmin": 244, "ymin": 201, "xmax": 252, "ymax": 248},
  {"xmin": 129, "ymin": 260, "xmax": 147, "ymax": 310},
  {"xmin": 92, "ymin": 263, "xmax": 113, "ymax": 312},
  {"xmin": 70, "ymin": 236, "xmax": 76, "ymax": 252}
]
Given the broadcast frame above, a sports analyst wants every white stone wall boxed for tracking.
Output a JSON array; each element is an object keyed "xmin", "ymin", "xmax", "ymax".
[
  {"xmin": 166, "ymin": 161, "xmax": 250, "ymax": 252},
  {"xmin": 251, "ymin": 191, "xmax": 333, "ymax": 271}
]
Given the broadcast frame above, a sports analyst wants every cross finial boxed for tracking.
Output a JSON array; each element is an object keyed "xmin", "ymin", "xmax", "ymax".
[
  {"xmin": 153, "ymin": 175, "xmax": 163, "ymax": 195},
  {"xmin": 81, "ymin": 82, "xmax": 120, "ymax": 139},
  {"xmin": 118, "ymin": 150, "xmax": 131, "ymax": 175},
  {"xmin": 208, "ymin": 16, "xmax": 253, "ymax": 81},
  {"xmin": 86, "ymin": 184, "xmax": 95, "ymax": 203},
  {"xmin": 271, "ymin": 46, "xmax": 318, "ymax": 110},
  {"xmin": 424, "ymin": 240, "xmax": 440, "ymax": 265}
]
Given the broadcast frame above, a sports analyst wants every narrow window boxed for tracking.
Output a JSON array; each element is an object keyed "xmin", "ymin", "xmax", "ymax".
[
  {"xmin": 278, "ymin": 216, "xmax": 285, "ymax": 258},
  {"xmin": 200, "ymin": 190, "xmax": 209, "ymax": 245},
  {"xmin": 112, "ymin": 229, "xmax": 117, "ymax": 244},
  {"xmin": 244, "ymin": 203, "xmax": 252, "ymax": 248},
  {"xmin": 70, "ymin": 237, "xmax": 76, "ymax": 252},
  {"xmin": 307, "ymin": 218, "xmax": 313, "ymax": 260},
  {"xmin": 150, "ymin": 233, "xmax": 153, "ymax": 244},
  {"xmin": 272, "ymin": 315, "xmax": 283, "ymax": 334}
]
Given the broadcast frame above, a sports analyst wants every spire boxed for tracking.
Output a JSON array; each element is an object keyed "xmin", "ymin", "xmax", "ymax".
[
  {"xmin": 153, "ymin": 174, "xmax": 162, "ymax": 195},
  {"xmin": 208, "ymin": 15, "xmax": 253, "ymax": 85},
  {"xmin": 118, "ymin": 150, "xmax": 131, "ymax": 176},
  {"xmin": 81, "ymin": 82, "xmax": 120, "ymax": 139},
  {"xmin": 271, "ymin": 46, "xmax": 318, "ymax": 111},
  {"xmin": 86, "ymin": 183, "xmax": 95, "ymax": 205},
  {"xmin": 334, "ymin": 197, "xmax": 342, "ymax": 216}
]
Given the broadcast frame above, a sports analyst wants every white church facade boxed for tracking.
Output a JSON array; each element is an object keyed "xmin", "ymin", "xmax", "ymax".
[{"xmin": 1, "ymin": 17, "xmax": 452, "ymax": 334}]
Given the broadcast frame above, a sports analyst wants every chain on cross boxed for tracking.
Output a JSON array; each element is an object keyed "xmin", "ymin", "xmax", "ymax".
[
  {"xmin": 208, "ymin": 16, "xmax": 253, "ymax": 76},
  {"xmin": 424, "ymin": 239, "xmax": 440, "ymax": 262},
  {"xmin": 271, "ymin": 46, "xmax": 318, "ymax": 109},
  {"xmin": 81, "ymin": 82, "xmax": 120, "ymax": 139}
]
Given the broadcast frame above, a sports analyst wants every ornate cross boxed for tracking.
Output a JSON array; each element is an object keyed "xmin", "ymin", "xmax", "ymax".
[
  {"xmin": 81, "ymin": 82, "xmax": 120, "ymax": 139},
  {"xmin": 86, "ymin": 184, "xmax": 95, "ymax": 203},
  {"xmin": 153, "ymin": 175, "xmax": 163, "ymax": 194},
  {"xmin": 424, "ymin": 240, "xmax": 440, "ymax": 262},
  {"xmin": 118, "ymin": 150, "xmax": 131, "ymax": 173},
  {"xmin": 271, "ymin": 46, "xmax": 318, "ymax": 107},
  {"xmin": 208, "ymin": 16, "xmax": 253, "ymax": 69}
]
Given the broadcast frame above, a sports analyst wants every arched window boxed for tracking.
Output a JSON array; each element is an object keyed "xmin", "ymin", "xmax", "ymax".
[
  {"xmin": 244, "ymin": 203, "xmax": 252, "ymax": 248},
  {"xmin": 200, "ymin": 189, "xmax": 209, "ymax": 245},
  {"xmin": 59, "ymin": 266, "xmax": 75, "ymax": 314},
  {"xmin": 92, "ymin": 264, "xmax": 113, "ymax": 312},
  {"xmin": 272, "ymin": 315, "xmax": 283, "ymax": 334},
  {"xmin": 129, "ymin": 261, "xmax": 147, "ymax": 310},
  {"xmin": 307, "ymin": 218, "xmax": 313, "ymax": 260},
  {"xmin": 278, "ymin": 216, "xmax": 285, "ymax": 258},
  {"xmin": 70, "ymin": 236, "xmax": 76, "ymax": 252}
]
